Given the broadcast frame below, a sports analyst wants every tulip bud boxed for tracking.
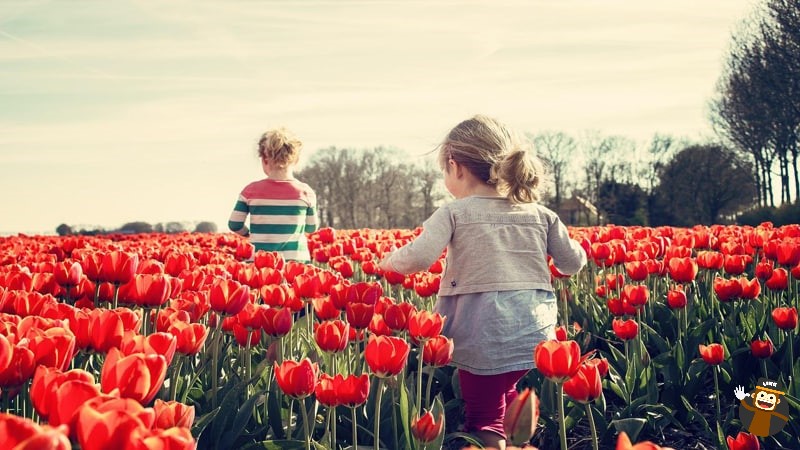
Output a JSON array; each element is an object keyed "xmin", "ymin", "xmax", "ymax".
[{"xmin": 503, "ymin": 388, "xmax": 539, "ymax": 446}]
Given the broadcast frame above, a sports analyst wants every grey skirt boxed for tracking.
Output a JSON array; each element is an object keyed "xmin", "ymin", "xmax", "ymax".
[{"xmin": 434, "ymin": 289, "xmax": 557, "ymax": 376}]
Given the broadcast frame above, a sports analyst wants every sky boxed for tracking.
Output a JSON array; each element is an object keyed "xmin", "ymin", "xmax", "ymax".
[{"xmin": 0, "ymin": 0, "xmax": 758, "ymax": 235}]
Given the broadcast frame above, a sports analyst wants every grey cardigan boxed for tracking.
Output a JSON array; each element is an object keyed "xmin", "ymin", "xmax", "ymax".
[{"xmin": 385, "ymin": 196, "xmax": 587, "ymax": 295}]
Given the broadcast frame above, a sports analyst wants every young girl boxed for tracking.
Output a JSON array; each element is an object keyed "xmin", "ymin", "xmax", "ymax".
[
  {"xmin": 228, "ymin": 127, "xmax": 318, "ymax": 262},
  {"xmin": 380, "ymin": 115, "xmax": 586, "ymax": 449}
]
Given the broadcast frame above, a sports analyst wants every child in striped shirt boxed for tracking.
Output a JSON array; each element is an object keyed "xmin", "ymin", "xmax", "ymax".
[{"xmin": 228, "ymin": 127, "xmax": 318, "ymax": 262}]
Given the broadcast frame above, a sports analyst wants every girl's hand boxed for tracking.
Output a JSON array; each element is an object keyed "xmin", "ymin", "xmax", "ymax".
[{"xmin": 378, "ymin": 254, "xmax": 395, "ymax": 273}]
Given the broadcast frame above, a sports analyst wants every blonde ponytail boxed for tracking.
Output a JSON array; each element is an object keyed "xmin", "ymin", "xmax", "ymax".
[
  {"xmin": 439, "ymin": 115, "xmax": 549, "ymax": 204},
  {"xmin": 495, "ymin": 148, "xmax": 544, "ymax": 204}
]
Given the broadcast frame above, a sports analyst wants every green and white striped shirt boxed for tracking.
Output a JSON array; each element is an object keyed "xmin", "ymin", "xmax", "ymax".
[{"xmin": 228, "ymin": 178, "xmax": 318, "ymax": 261}]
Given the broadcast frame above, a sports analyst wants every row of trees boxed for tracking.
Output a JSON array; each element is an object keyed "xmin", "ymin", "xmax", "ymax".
[
  {"xmin": 296, "ymin": 134, "xmax": 759, "ymax": 229},
  {"xmin": 55, "ymin": 221, "xmax": 218, "ymax": 236},
  {"xmin": 712, "ymin": 0, "xmax": 800, "ymax": 207},
  {"xmin": 296, "ymin": 147, "xmax": 444, "ymax": 230}
]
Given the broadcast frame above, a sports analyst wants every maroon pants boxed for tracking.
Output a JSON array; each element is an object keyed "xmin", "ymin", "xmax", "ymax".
[{"xmin": 458, "ymin": 369, "xmax": 529, "ymax": 439}]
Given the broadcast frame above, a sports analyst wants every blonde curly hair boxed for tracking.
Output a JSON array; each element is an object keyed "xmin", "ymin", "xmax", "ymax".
[{"xmin": 257, "ymin": 127, "xmax": 302, "ymax": 168}]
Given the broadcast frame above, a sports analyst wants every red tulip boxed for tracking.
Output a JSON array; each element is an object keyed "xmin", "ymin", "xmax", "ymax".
[
  {"xmin": 89, "ymin": 309, "xmax": 125, "ymax": 353},
  {"xmin": 739, "ymin": 277, "xmax": 761, "ymax": 300},
  {"xmin": 0, "ymin": 413, "xmax": 71, "ymax": 450},
  {"xmin": 765, "ymin": 268, "xmax": 788, "ymax": 291},
  {"xmin": 0, "ymin": 340, "xmax": 35, "ymax": 390},
  {"xmin": 0, "ymin": 334, "xmax": 13, "ymax": 380},
  {"xmin": 314, "ymin": 373, "xmax": 340, "ymax": 407},
  {"xmin": 533, "ymin": 340, "xmax": 581, "ymax": 383},
  {"xmin": 699, "ymin": 343, "xmax": 725, "ymax": 365},
  {"xmin": 164, "ymin": 252, "xmax": 194, "ymax": 277},
  {"xmin": 274, "ymin": 358, "xmax": 319, "ymax": 399},
  {"xmin": 314, "ymin": 319, "xmax": 350, "ymax": 353},
  {"xmin": 696, "ymin": 251, "xmax": 723, "ymax": 270},
  {"xmin": 100, "ymin": 348, "xmax": 168, "ymax": 404},
  {"xmin": 612, "ymin": 319, "xmax": 638, "ymax": 341},
  {"xmin": 168, "ymin": 321, "xmax": 209, "ymax": 355},
  {"xmin": 726, "ymin": 431, "xmax": 760, "ymax": 450},
  {"xmin": 554, "ymin": 325, "xmax": 568, "ymax": 341},
  {"xmin": 368, "ymin": 313, "xmax": 393, "ymax": 336},
  {"xmin": 723, "ymin": 254, "xmax": 749, "ymax": 275},
  {"xmin": 616, "ymin": 431, "xmax": 675, "ymax": 450},
  {"xmin": 750, "ymin": 339, "xmax": 773, "ymax": 359},
  {"xmin": 336, "ymin": 373, "xmax": 370, "ymax": 407},
  {"xmin": 26, "ymin": 326, "xmax": 76, "ymax": 371},
  {"xmin": 365, "ymin": 335, "xmax": 410, "ymax": 378},
  {"xmin": 311, "ymin": 295, "xmax": 339, "ymax": 321},
  {"xmin": 232, "ymin": 321, "xmax": 261, "ymax": 347},
  {"xmin": 666, "ymin": 287, "xmax": 687, "ymax": 309},
  {"xmin": 98, "ymin": 251, "xmax": 139, "ymax": 285},
  {"xmin": 622, "ymin": 284, "xmax": 649, "ymax": 308},
  {"xmin": 53, "ymin": 261, "xmax": 83, "ymax": 287},
  {"xmin": 563, "ymin": 361, "xmax": 603, "ymax": 403},
  {"xmin": 292, "ymin": 272, "xmax": 325, "ymax": 299},
  {"xmin": 503, "ymin": 387, "xmax": 539, "ymax": 446},
  {"xmin": 713, "ymin": 277, "xmax": 742, "ymax": 302},
  {"xmin": 776, "ymin": 239, "xmax": 800, "ymax": 266},
  {"xmin": 234, "ymin": 241, "xmax": 254, "ymax": 261},
  {"xmin": 119, "ymin": 332, "xmax": 177, "ymax": 366},
  {"xmin": 585, "ymin": 356, "xmax": 609, "ymax": 377},
  {"xmin": 126, "ymin": 274, "xmax": 172, "ymax": 307},
  {"xmin": 754, "ymin": 259, "xmax": 774, "ymax": 280},
  {"xmin": 408, "ymin": 310, "xmax": 445, "ymax": 342},
  {"xmin": 383, "ymin": 271, "xmax": 406, "ymax": 285},
  {"xmin": 624, "ymin": 261, "xmax": 649, "ymax": 281},
  {"xmin": 422, "ymin": 335, "xmax": 454, "ymax": 367},
  {"xmin": 258, "ymin": 306, "xmax": 293, "ymax": 337},
  {"xmin": 607, "ymin": 297, "xmax": 636, "ymax": 317},
  {"xmin": 771, "ymin": 306, "xmax": 798, "ymax": 330},
  {"xmin": 208, "ymin": 278, "xmax": 250, "ymax": 316},
  {"xmin": 253, "ymin": 250, "xmax": 285, "ymax": 270},
  {"xmin": 30, "ymin": 366, "xmax": 95, "ymax": 421},
  {"xmin": 383, "ymin": 301, "xmax": 416, "ymax": 331},
  {"xmin": 153, "ymin": 399, "xmax": 195, "ymax": 429},
  {"xmin": 75, "ymin": 402, "xmax": 149, "ymax": 450},
  {"xmin": 411, "ymin": 410, "xmax": 444, "ymax": 443},
  {"xmin": 345, "ymin": 302, "xmax": 375, "ymax": 330},
  {"xmin": 138, "ymin": 426, "xmax": 196, "ymax": 450},
  {"xmin": 667, "ymin": 256, "xmax": 698, "ymax": 283}
]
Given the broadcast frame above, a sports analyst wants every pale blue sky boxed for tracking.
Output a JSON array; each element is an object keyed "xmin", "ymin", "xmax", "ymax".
[{"xmin": 1, "ymin": 0, "xmax": 756, "ymax": 234}]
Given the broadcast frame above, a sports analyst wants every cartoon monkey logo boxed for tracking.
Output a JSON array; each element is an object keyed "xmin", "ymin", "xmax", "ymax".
[{"xmin": 734, "ymin": 377, "xmax": 790, "ymax": 437}]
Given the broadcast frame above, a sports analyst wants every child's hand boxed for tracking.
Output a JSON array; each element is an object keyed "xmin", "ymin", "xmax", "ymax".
[{"xmin": 378, "ymin": 255, "xmax": 395, "ymax": 272}]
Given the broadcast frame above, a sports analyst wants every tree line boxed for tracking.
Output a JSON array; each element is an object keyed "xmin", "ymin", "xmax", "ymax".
[
  {"xmin": 295, "ymin": 134, "xmax": 761, "ymax": 229},
  {"xmin": 56, "ymin": 221, "xmax": 218, "ymax": 236},
  {"xmin": 712, "ymin": 0, "xmax": 800, "ymax": 208}
]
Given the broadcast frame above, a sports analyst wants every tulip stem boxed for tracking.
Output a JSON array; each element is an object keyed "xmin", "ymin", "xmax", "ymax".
[
  {"xmin": 585, "ymin": 402, "xmax": 599, "ymax": 450},
  {"xmin": 351, "ymin": 406, "xmax": 359, "ymax": 448},
  {"xmin": 416, "ymin": 345, "xmax": 425, "ymax": 411},
  {"xmin": 557, "ymin": 382, "xmax": 567, "ymax": 450},
  {"xmin": 425, "ymin": 367, "xmax": 435, "ymax": 407},
  {"xmin": 788, "ymin": 331, "xmax": 794, "ymax": 393},
  {"xmin": 170, "ymin": 356, "xmax": 184, "ymax": 401},
  {"xmin": 112, "ymin": 283, "xmax": 119, "ymax": 309},
  {"xmin": 331, "ymin": 407, "xmax": 337, "ymax": 450},
  {"xmin": 300, "ymin": 398, "xmax": 312, "ymax": 450},
  {"xmin": 374, "ymin": 378, "xmax": 384, "ymax": 450},
  {"xmin": 713, "ymin": 365, "xmax": 721, "ymax": 423},
  {"xmin": 211, "ymin": 318, "xmax": 223, "ymax": 409}
]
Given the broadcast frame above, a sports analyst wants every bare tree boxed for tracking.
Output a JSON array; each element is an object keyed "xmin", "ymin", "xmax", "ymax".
[{"xmin": 531, "ymin": 131, "xmax": 577, "ymax": 210}]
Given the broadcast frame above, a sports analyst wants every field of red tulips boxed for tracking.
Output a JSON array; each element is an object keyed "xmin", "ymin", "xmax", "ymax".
[{"xmin": 0, "ymin": 223, "xmax": 798, "ymax": 450}]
